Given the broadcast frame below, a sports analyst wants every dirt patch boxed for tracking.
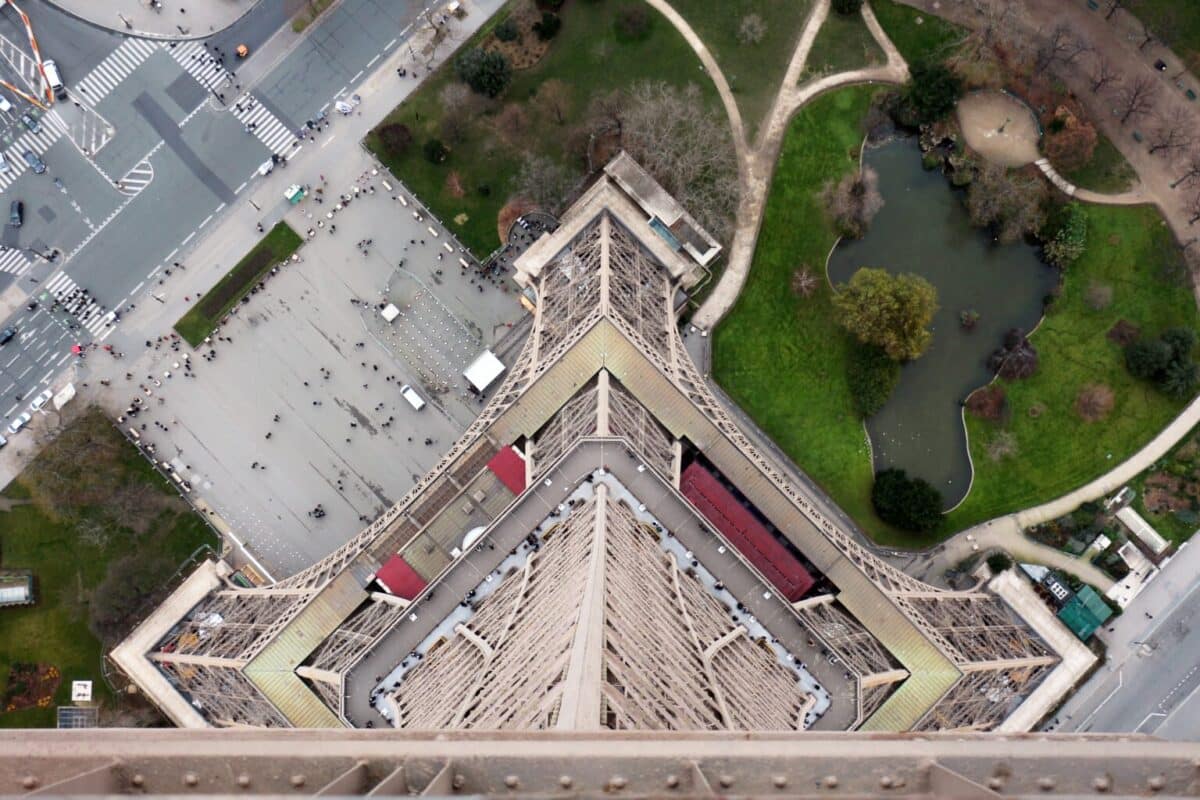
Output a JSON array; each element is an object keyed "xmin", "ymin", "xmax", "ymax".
[
  {"xmin": 445, "ymin": 170, "xmax": 466, "ymax": 198},
  {"xmin": 484, "ymin": 2, "xmax": 552, "ymax": 70},
  {"xmin": 956, "ymin": 91, "xmax": 1041, "ymax": 167},
  {"xmin": 1107, "ymin": 319, "xmax": 1141, "ymax": 346},
  {"xmin": 2, "ymin": 663, "xmax": 61, "ymax": 713},
  {"xmin": 498, "ymin": 197, "xmax": 538, "ymax": 243}
]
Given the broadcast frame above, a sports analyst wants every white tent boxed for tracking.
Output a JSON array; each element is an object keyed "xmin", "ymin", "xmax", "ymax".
[
  {"xmin": 463, "ymin": 350, "xmax": 505, "ymax": 392},
  {"xmin": 381, "ymin": 303, "xmax": 400, "ymax": 323}
]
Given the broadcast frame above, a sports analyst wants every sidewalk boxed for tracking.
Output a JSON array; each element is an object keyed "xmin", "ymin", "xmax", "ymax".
[{"xmin": 44, "ymin": 0, "xmax": 258, "ymax": 40}]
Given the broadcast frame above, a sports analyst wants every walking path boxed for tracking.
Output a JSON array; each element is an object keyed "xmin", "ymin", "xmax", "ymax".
[
  {"xmin": 1035, "ymin": 157, "xmax": 1147, "ymax": 204},
  {"xmin": 43, "ymin": 0, "xmax": 257, "ymax": 39},
  {"xmin": 691, "ymin": 0, "xmax": 909, "ymax": 331}
]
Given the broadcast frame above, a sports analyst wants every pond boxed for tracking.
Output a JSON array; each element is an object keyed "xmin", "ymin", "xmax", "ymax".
[{"xmin": 827, "ymin": 138, "xmax": 1056, "ymax": 509}]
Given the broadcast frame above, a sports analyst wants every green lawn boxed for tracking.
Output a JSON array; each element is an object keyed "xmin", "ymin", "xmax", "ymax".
[
  {"xmin": 1129, "ymin": 421, "xmax": 1200, "ymax": 544},
  {"xmin": 869, "ymin": 0, "xmax": 965, "ymax": 65},
  {"xmin": 802, "ymin": 7, "xmax": 885, "ymax": 79},
  {"xmin": 947, "ymin": 205, "xmax": 1198, "ymax": 530},
  {"xmin": 366, "ymin": 0, "xmax": 719, "ymax": 258},
  {"xmin": 174, "ymin": 222, "xmax": 302, "ymax": 346},
  {"xmin": 713, "ymin": 85, "xmax": 924, "ymax": 548},
  {"xmin": 0, "ymin": 411, "xmax": 217, "ymax": 727},
  {"xmin": 669, "ymin": 0, "xmax": 813, "ymax": 140},
  {"xmin": 1130, "ymin": 0, "xmax": 1200, "ymax": 72},
  {"xmin": 1059, "ymin": 132, "xmax": 1138, "ymax": 194}
]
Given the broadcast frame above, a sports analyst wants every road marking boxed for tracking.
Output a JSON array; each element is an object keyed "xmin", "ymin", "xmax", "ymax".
[
  {"xmin": 351, "ymin": 70, "xmax": 363, "ymax": 82},
  {"xmin": 56, "ymin": 353, "xmax": 69, "ymax": 366},
  {"xmin": 336, "ymin": 85, "xmax": 347, "ymax": 97},
  {"xmin": 235, "ymin": 181, "xmax": 247, "ymax": 194},
  {"xmin": 214, "ymin": 202, "xmax": 226, "ymax": 213},
  {"xmin": 181, "ymin": 231, "xmax": 196, "ymax": 245},
  {"xmin": 366, "ymin": 54, "xmax": 380, "ymax": 68},
  {"xmin": 4, "ymin": 354, "xmax": 18, "ymax": 367},
  {"xmin": 165, "ymin": 247, "xmax": 178, "ymax": 261},
  {"xmin": 1077, "ymin": 670, "xmax": 1122, "ymax": 732},
  {"xmin": 17, "ymin": 365, "xmax": 30, "ymax": 379},
  {"xmin": 198, "ymin": 214, "xmax": 213, "ymax": 229},
  {"xmin": 148, "ymin": 265, "xmax": 161, "ymax": 278},
  {"xmin": 321, "ymin": 135, "xmax": 336, "ymax": 148},
  {"xmin": 132, "ymin": 280, "xmax": 145, "ymax": 293},
  {"xmin": 3, "ymin": 403, "xmax": 14, "ymax": 416},
  {"xmin": 319, "ymin": 101, "xmax": 330, "ymax": 113},
  {"xmin": 37, "ymin": 369, "xmax": 50, "ymax": 385},
  {"xmin": 385, "ymin": 38, "xmax": 397, "ymax": 50}
]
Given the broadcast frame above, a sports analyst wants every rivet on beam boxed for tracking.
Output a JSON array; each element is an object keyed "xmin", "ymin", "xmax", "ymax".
[
  {"xmin": 504, "ymin": 775, "xmax": 519, "ymax": 789},
  {"xmin": 559, "ymin": 775, "xmax": 573, "ymax": 789},
  {"xmin": 609, "ymin": 775, "xmax": 627, "ymax": 790},
  {"xmin": 1093, "ymin": 774, "xmax": 1112, "ymax": 793},
  {"xmin": 718, "ymin": 774, "xmax": 733, "ymax": 788},
  {"xmin": 665, "ymin": 774, "xmax": 680, "ymax": 789},
  {"xmin": 237, "ymin": 774, "xmax": 251, "ymax": 788},
  {"xmin": 823, "ymin": 775, "xmax": 839, "ymax": 789},
  {"xmin": 1038, "ymin": 776, "xmax": 1057, "ymax": 792},
  {"xmin": 879, "ymin": 775, "xmax": 894, "ymax": 789},
  {"xmin": 291, "ymin": 774, "xmax": 306, "ymax": 788},
  {"xmin": 1147, "ymin": 774, "xmax": 1166, "ymax": 792},
  {"xmin": 452, "ymin": 774, "xmax": 466, "ymax": 790},
  {"xmin": 772, "ymin": 775, "xmax": 787, "ymax": 788},
  {"xmin": 183, "ymin": 772, "xmax": 199, "ymax": 787},
  {"xmin": 130, "ymin": 774, "xmax": 145, "ymax": 788},
  {"xmin": 987, "ymin": 776, "xmax": 1004, "ymax": 790},
  {"xmin": 20, "ymin": 776, "xmax": 38, "ymax": 790}
]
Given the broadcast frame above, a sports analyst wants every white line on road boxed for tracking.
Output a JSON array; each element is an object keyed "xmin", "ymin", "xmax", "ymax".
[
  {"xmin": 165, "ymin": 247, "xmax": 178, "ymax": 261},
  {"xmin": 3, "ymin": 404, "xmax": 14, "ymax": 416},
  {"xmin": 235, "ymin": 181, "xmax": 247, "ymax": 194},
  {"xmin": 37, "ymin": 369, "xmax": 50, "ymax": 385},
  {"xmin": 214, "ymin": 202, "xmax": 226, "ymax": 213},
  {"xmin": 366, "ymin": 54, "xmax": 380, "ymax": 68},
  {"xmin": 17, "ymin": 365, "xmax": 31, "ymax": 379},
  {"xmin": 56, "ymin": 353, "xmax": 69, "ymax": 366},
  {"xmin": 321, "ymin": 135, "xmax": 336, "ymax": 149},
  {"xmin": 4, "ymin": 354, "xmax": 17, "ymax": 367},
  {"xmin": 1078, "ymin": 670, "xmax": 1123, "ymax": 732},
  {"xmin": 351, "ymin": 70, "xmax": 363, "ymax": 82},
  {"xmin": 1135, "ymin": 711, "xmax": 1166, "ymax": 734},
  {"xmin": 98, "ymin": 326, "xmax": 115, "ymax": 343},
  {"xmin": 384, "ymin": 38, "xmax": 397, "ymax": 50},
  {"xmin": 198, "ymin": 215, "xmax": 213, "ymax": 229},
  {"xmin": 181, "ymin": 231, "xmax": 196, "ymax": 245},
  {"xmin": 336, "ymin": 85, "xmax": 347, "ymax": 98},
  {"xmin": 148, "ymin": 265, "xmax": 161, "ymax": 278},
  {"xmin": 132, "ymin": 280, "xmax": 145, "ymax": 293}
]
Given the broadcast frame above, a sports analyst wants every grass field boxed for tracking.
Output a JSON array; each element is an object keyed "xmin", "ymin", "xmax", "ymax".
[
  {"xmin": 946, "ymin": 205, "xmax": 1198, "ymax": 531},
  {"xmin": 174, "ymin": 222, "xmax": 302, "ymax": 346},
  {"xmin": 366, "ymin": 0, "xmax": 719, "ymax": 258},
  {"xmin": 1059, "ymin": 132, "xmax": 1138, "ymax": 194},
  {"xmin": 802, "ymin": 6, "xmax": 886, "ymax": 80},
  {"xmin": 669, "ymin": 0, "xmax": 813, "ymax": 140},
  {"xmin": 0, "ymin": 411, "xmax": 217, "ymax": 727},
  {"xmin": 712, "ymin": 85, "xmax": 928, "ymax": 548},
  {"xmin": 870, "ymin": 0, "xmax": 965, "ymax": 65},
  {"xmin": 1130, "ymin": 0, "xmax": 1200, "ymax": 72}
]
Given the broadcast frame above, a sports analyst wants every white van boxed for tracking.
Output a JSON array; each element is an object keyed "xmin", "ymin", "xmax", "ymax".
[
  {"xmin": 400, "ymin": 384, "xmax": 425, "ymax": 411},
  {"xmin": 42, "ymin": 59, "xmax": 65, "ymax": 100},
  {"xmin": 0, "ymin": 96, "xmax": 13, "ymax": 114}
]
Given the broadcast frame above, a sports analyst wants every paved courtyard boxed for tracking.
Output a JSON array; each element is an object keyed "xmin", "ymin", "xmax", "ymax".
[{"xmin": 92, "ymin": 148, "xmax": 526, "ymax": 578}]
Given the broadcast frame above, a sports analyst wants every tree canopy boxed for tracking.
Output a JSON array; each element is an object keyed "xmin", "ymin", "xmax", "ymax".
[
  {"xmin": 902, "ymin": 59, "xmax": 964, "ymax": 124},
  {"xmin": 871, "ymin": 468, "xmax": 943, "ymax": 533},
  {"xmin": 833, "ymin": 267, "xmax": 938, "ymax": 361},
  {"xmin": 454, "ymin": 48, "xmax": 512, "ymax": 98}
]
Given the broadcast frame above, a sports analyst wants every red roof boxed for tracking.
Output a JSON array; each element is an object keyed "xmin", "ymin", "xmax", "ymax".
[
  {"xmin": 487, "ymin": 445, "xmax": 527, "ymax": 495},
  {"xmin": 680, "ymin": 462, "xmax": 815, "ymax": 602},
  {"xmin": 375, "ymin": 555, "xmax": 427, "ymax": 600}
]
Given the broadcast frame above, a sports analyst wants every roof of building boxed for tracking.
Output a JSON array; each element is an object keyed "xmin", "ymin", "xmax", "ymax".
[
  {"xmin": 1056, "ymin": 586, "xmax": 1112, "ymax": 641},
  {"xmin": 463, "ymin": 350, "xmax": 506, "ymax": 393},
  {"xmin": 486, "ymin": 445, "xmax": 527, "ymax": 496},
  {"xmin": 374, "ymin": 556, "xmax": 427, "ymax": 600},
  {"xmin": 0, "ymin": 572, "xmax": 32, "ymax": 607}
]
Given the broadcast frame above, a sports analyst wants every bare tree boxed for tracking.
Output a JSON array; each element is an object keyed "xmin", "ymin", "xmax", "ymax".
[
  {"xmin": 1135, "ymin": 15, "xmax": 1156, "ymax": 51},
  {"xmin": 822, "ymin": 165, "xmax": 885, "ymax": 238},
  {"xmin": 977, "ymin": 2, "xmax": 1019, "ymax": 47},
  {"xmin": 1103, "ymin": 0, "xmax": 1124, "ymax": 20},
  {"xmin": 1115, "ymin": 75, "xmax": 1157, "ymax": 124},
  {"xmin": 737, "ymin": 13, "xmax": 767, "ymax": 46},
  {"xmin": 586, "ymin": 89, "xmax": 625, "ymax": 139},
  {"xmin": 1060, "ymin": 33, "xmax": 1093, "ymax": 66},
  {"xmin": 535, "ymin": 79, "xmax": 572, "ymax": 126},
  {"xmin": 1148, "ymin": 107, "xmax": 1195, "ymax": 156},
  {"xmin": 514, "ymin": 153, "xmax": 575, "ymax": 211},
  {"xmin": 1034, "ymin": 24, "xmax": 1073, "ymax": 72},
  {"xmin": 1186, "ymin": 192, "xmax": 1200, "ymax": 225},
  {"xmin": 1089, "ymin": 54, "xmax": 1120, "ymax": 93},
  {"xmin": 1171, "ymin": 151, "xmax": 1200, "ymax": 189}
]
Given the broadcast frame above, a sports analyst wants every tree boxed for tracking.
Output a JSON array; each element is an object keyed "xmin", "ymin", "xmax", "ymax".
[
  {"xmin": 1172, "ymin": 151, "xmax": 1200, "ymax": 189},
  {"xmin": 1115, "ymin": 75, "xmax": 1157, "ymax": 125},
  {"xmin": 533, "ymin": 11, "xmax": 561, "ymax": 40},
  {"xmin": 988, "ymin": 328, "xmax": 1039, "ymax": 379},
  {"xmin": 833, "ymin": 267, "xmax": 939, "ymax": 361},
  {"xmin": 1085, "ymin": 282, "xmax": 1114, "ymax": 310},
  {"xmin": 535, "ymin": 79, "xmax": 572, "ymax": 125},
  {"xmin": 493, "ymin": 102, "xmax": 529, "ymax": 145},
  {"xmin": 1089, "ymin": 54, "xmax": 1120, "ymax": 94},
  {"xmin": 1124, "ymin": 328, "xmax": 1197, "ymax": 398},
  {"xmin": 791, "ymin": 266, "xmax": 819, "ymax": 298},
  {"xmin": 377, "ymin": 122, "xmax": 413, "ymax": 158},
  {"xmin": 1044, "ymin": 110, "xmax": 1097, "ymax": 172},
  {"xmin": 615, "ymin": 4, "xmax": 652, "ymax": 40},
  {"xmin": 423, "ymin": 138, "xmax": 448, "ymax": 163},
  {"xmin": 1075, "ymin": 383, "xmax": 1115, "ymax": 421},
  {"xmin": 737, "ymin": 13, "xmax": 767, "ymax": 45},
  {"xmin": 514, "ymin": 153, "xmax": 575, "ymax": 210},
  {"xmin": 89, "ymin": 554, "xmax": 174, "ymax": 643},
  {"xmin": 871, "ymin": 468, "xmax": 943, "ymax": 533},
  {"xmin": 1126, "ymin": 337, "xmax": 1174, "ymax": 380},
  {"xmin": 1148, "ymin": 107, "xmax": 1194, "ymax": 157},
  {"xmin": 966, "ymin": 163, "xmax": 1047, "ymax": 244},
  {"xmin": 454, "ymin": 48, "xmax": 512, "ymax": 97},
  {"xmin": 619, "ymin": 81, "xmax": 738, "ymax": 242},
  {"xmin": 822, "ymin": 165, "xmax": 884, "ymax": 238},
  {"xmin": 846, "ymin": 342, "xmax": 900, "ymax": 417},
  {"xmin": 1186, "ymin": 192, "xmax": 1200, "ymax": 225},
  {"xmin": 902, "ymin": 59, "xmax": 964, "ymax": 124},
  {"xmin": 1103, "ymin": 0, "xmax": 1124, "ymax": 20},
  {"xmin": 965, "ymin": 384, "xmax": 1007, "ymax": 421},
  {"xmin": 1044, "ymin": 202, "xmax": 1088, "ymax": 269},
  {"xmin": 1135, "ymin": 14, "xmax": 1157, "ymax": 51},
  {"xmin": 986, "ymin": 552, "xmax": 1014, "ymax": 573},
  {"xmin": 494, "ymin": 16, "xmax": 520, "ymax": 42},
  {"xmin": 832, "ymin": 0, "xmax": 863, "ymax": 12},
  {"xmin": 1034, "ymin": 25, "xmax": 1074, "ymax": 72}
]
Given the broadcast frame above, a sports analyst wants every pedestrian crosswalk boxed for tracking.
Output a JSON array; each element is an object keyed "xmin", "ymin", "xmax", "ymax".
[
  {"xmin": 73, "ymin": 37, "xmax": 159, "ymax": 103},
  {"xmin": 0, "ymin": 113, "xmax": 65, "ymax": 193},
  {"xmin": 0, "ymin": 248, "xmax": 30, "ymax": 276},
  {"xmin": 166, "ymin": 40, "xmax": 232, "ymax": 93},
  {"xmin": 43, "ymin": 271, "xmax": 112, "ymax": 337},
  {"xmin": 0, "ymin": 32, "xmax": 40, "ymax": 94},
  {"xmin": 230, "ymin": 97, "xmax": 296, "ymax": 157}
]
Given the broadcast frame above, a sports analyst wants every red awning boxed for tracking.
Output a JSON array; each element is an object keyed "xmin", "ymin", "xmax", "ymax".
[
  {"xmin": 375, "ymin": 555, "xmax": 427, "ymax": 600},
  {"xmin": 680, "ymin": 462, "xmax": 815, "ymax": 602},
  {"xmin": 487, "ymin": 445, "xmax": 527, "ymax": 495}
]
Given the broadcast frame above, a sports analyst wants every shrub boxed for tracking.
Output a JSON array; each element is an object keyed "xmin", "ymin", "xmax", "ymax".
[
  {"xmin": 376, "ymin": 122, "xmax": 413, "ymax": 158},
  {"xmin": 1075, "ymin": 383, "xmax": 1115, "ymax": 422},
  {"xmin": 967, "ymin": 163, "xmax": 1048, "ymax": 245},
  {"xmin": 986, "ymin": 552, "xmax": 1014, "ymax": 573},
  {"xmin": 737, "ymin": 13, "xmax": 767, "ymax": 45},
  {"xmin": 902, "ymin": 59, "xmax": 964, "ymax": 125},
  {"xmin": 1107, "ymin": 319, "xmax": 1140, "ymax": 346},
  {"xmin": 822, "ymin": 165, "xmax": 884, "ymax": 239},
  {"xmin": 494, "ymin": 17, "xmax": 520, "ymax": 42},
  {"xmin": 454, "ymin": 48, "xmax": 512, "ymax": 97},
  {"xmin": 1124, "ymin": 328, "xmax": 1199, "ymax": 399},
  {"xmin": 615, "ymin": 5, "xmax": 652, "ymax": 40},
  {"xmin": 871, "ymin": 468, "xmax": 944, "ymax": 533},
  {"xmin": 1085, "ymin": 282, "xmax": 1113, "ymax": 311},
  {"xmin": 533, "ymin": 11, "xmax": 561, "ymax": 40},
  {"xmin": 832, "ymin": 0, "xmax": 864, "ymax": 12},
  {"xmin": 834, "ymin": 267, "xmax": 938, "ymax": 361},
  {"xmin": 988, "ymin": 328, "xmax": 1039, "ymax": 380},
  {"xmin": 966, "ymin": 384, "xmax": 1007, "ymax": 421},
  {"xmin": 791, "ymin": 266, "xmax": 819, "ymax": 298},
  {"xmin": 1044, "ymin": 202, "xmax": 1088, "ymax": 269},
  {"xmin": 423, "ymin": 138, "xmax": 449, "ymax": 164},
  {"xmin": 986, "ymin": 430, "xmax": 1019, "ymax": 461},
  {"xmin": 846, "ymin": 343, "xmax": 900, "ymax": 418},
  {"xmin": 1044, "ymin": 110, "xmax": 1097, "ymax": 172}
]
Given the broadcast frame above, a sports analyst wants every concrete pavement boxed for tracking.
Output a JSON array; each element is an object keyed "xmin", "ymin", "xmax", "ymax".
[{"xmin": 44, "ymin": 0, "xmax": 258, "ymax": 40}]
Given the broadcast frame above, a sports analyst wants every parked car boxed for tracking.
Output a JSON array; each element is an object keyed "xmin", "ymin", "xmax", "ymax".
[
  {"xmin": 28, "ymin": 388, "xmax": 52, "ymax": 412},
  {"xmin": 23, "ymin": 150, "xmax": 45, "ymax": 174},
  {"xmin": 7, "ymin": 411, "xmax": 31, "ymax": 435},
  {"xmin": 9, "ymin": 200, "xmax": 21, "ymax": 227},
  {"xmin": 0, "ymin": 326, "xmax": 14, "ymax": 346},
  {"xmin": 20, "ymin": 113, "xmax": 40, "ymax": 134},
  {"xmin": 0, "ymin": 152, "xmax": 11, "ymax": 173}
]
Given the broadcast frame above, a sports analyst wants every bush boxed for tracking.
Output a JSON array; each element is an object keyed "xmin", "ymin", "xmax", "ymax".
[
  {"xmin": 846, "ymin": 343, "xmax": 900, "ymax": 418},
  {"xmin": 454, "ymin": 48, "xmax": 512, "ymax": 97},
  {"xmin": 822, "ymin": 166, "xmax": 884, "ymax": 239},
  {"xmin": 872, "ymin": 468, "xmax": 944, "ymax": 533},
  {"xmin": 494, "ymin": 17, "xmax": 520, "ymax": 42},
  {"xmin": 988, "ymin": 328, "xmax": 1039, "ymax": 380},
  {"xmin": 1044, "ymin": 202, "xmax": 1088, "ymax": 269},
  {"xmin": 377, "ymin": 122, "xmax": 413, "ymax": 158},
  {"xmin": 833, "ymin": 267, "xmax": 939, "ymax": 361},
  {"xmin": 533, "ymin": 11, "xmax": 561, "ymax": 40},
  {"xmin": 986, "ymin": 552, "xmax": 1014, "ymax": 573},
  {"xmin": 966, "ymin": 384, "xmax": 1007, "ymax": 421},
  {"xmin": 832, "ymin": 0, "xmax": 864, "ymax": 12},
  {"xmin": 1085, "ymin": 282, "xmax": 1113, "ymax": 311},
  {"xmin": 902, "ymin": 59, "xmax": 964, "ymax": 125},
  {"xmin": 423, "ymin": 138, "xmax": 449, "ymax": 164},
  {"xmin": 615, "ymin": 4, "xmax": 652, "ymax": 41},
  {"xmin": 791, "ymin": 266, "xmax": 819, "ymax": 298},
  {"xmin": 1126, "ymin": 328, "xmax": 1198, "ymax": 398},
  {"xmin": 985, "ymin": 430, "xmax": 1019, "ymax": 461},
  {"xmin": 737, "ymin": 13, "xmax": 767, "ymax": 45},
  {"xmin": 1075, "ymin": 383, "xmax": 1115, "ymax": 422}
]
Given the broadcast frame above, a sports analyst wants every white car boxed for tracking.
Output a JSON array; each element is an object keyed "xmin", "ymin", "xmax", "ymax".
[
  {"xmin": 29, "ymin": 388, "xmax": 52, "ymax": 412},
  {"xmin": 7, "ymin": 411, "xmax": 31, "ymax": 435}
]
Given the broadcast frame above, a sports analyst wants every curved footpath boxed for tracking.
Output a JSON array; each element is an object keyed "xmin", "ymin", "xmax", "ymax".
[{"xmin": 43, "ymin": 0, "xmax": 258, "ymax": 40}]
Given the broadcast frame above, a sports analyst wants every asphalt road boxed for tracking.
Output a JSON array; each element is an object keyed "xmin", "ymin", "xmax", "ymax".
[{"xmin": 0, "ymin": 0, "xmax": 437, "ymax": 427}]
